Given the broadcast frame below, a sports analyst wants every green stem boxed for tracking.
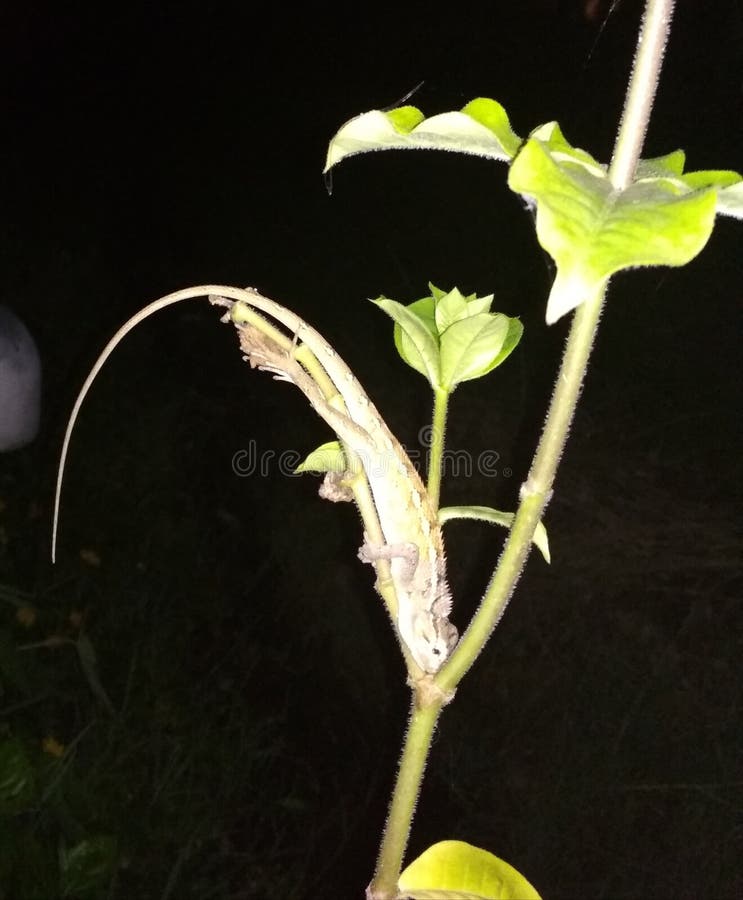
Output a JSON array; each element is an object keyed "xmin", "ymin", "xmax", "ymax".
[
  {"xmin": 610, "ymin": 0, "xmax": 675, "ymax": 190},
  {"xmin": 369, "ymin": 0, "xmax": 677, "ymax": 890},
  {"xmin": 427, "ymin": 386, "xmax": 450, "ymax": 509},
  {"xmin": 439, "ymin": 287, "xmax": 603, "ymax": 689},
  {"xmin": 439, "ymin": 0, "xmax": 675, "ymax": 691},
  {"xmin": 368, "ymin": 697, "xmax": 444, "ymax": 899}
]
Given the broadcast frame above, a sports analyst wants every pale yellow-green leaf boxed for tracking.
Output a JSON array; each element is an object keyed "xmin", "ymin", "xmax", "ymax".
[
  {"xmin": 381, "ymin": 289, "xmax": 521, "ymax": 389},
  {"xmin": 465, "ymin": 294, "xmax": 495, "ymax": 316},
  {"xmin": 488, "ymin": 317, "xmax": 524, "ymax": 372},
  {"xmin": 716, "ymin": 179, "xmax": 743, "ymax": 219},
  {"xmin": 391, "ymin": 297, "xmax": 438, "ymax": 380},
  {"xmin": 374, "ymin": 297, "xmax": 441, "ymax": 385},
  {"xmin": 461, "ymin": 98, "xmax": 522, "ymax": 158},
  {"xmin": 636, "ymin": 150, "xmax": 686, "ymax": 178},
  {"xmin": 509, "ymin": 138, "xmax": 718, "ymax": 324},
  {"xmin": 325, "ymin": 99, "xmax": 520, "ymax": 173},
  {"xmin": 295, "ymin": 441, "xmax": 346, "ymax": 474},
  {"xmin": 439, "ymin": 315, "xmax": 509, "ymax": 389},
  {"xmin": 527, "ymin": 121, "xmax": 603, "ymax": 173},
  {"xmin": 386, "ymin": 105, "xmax": 426, "ymax": 133},
  {"xmin": 398, "ymin": 840, "xmax": 541, "ymax": 899},
  {"xmin": 681, "ymin": 169, "xmax": 743, "ymax": 219},
  {"xmin": 435, "ymin": 287, "xmax": 471, "ymax": 332},
  {"xmin": 439, "ymin": 505, "xmax": 550, "ymax": 564}
]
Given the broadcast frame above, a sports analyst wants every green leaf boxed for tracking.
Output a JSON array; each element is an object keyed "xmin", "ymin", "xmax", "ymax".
[
  {"xmin": 325, "ymin": 98, "xmax": 521, "ymax": 173},
  {"xmin": 464, "ymin": 295, "xmax": 494, "ymax": 316},
  {"xmin": 527, "ymin": 121, "xmax": 602, "ymax": 171},
  {"xmin": 716, "ymin": 178, "xmax": 743, "ymax": 219},
  {"xmin": 391, "ymin": 296, "xmax": 438, "ymax": 379},
  {"xmin": 439, "ymin": 505, "xmax": 550, "ymax": 563},
  {"xmin": 490, "ymin": 317, "xmax": 524, "ymax": 372},
  {"xmin": 0, "ymin": 737, "xmax": 37, "ymax": 815},
  {"xmin": 374, "ymin": 296, "xmax": 441, "ymax": 386},
  {"xmin": 680, "ymin": 168, "xmax": 741, "ymax": 190},
  {"xmin": 386, "ymin": 105, "xmax": 426, "ymax": 133},
  {"xmin": 398, "ymin": 840, "xmax": 541, "ymax": 899},
  {"xmin": 635, "ymin": 150, "xmax": 686, "ymax": 178},
  {"xmin": 379, "ymin": 288, "xmax": 523, "ymax": 392},
  {"xmin": 60, "ymin": 835, "xmax": 118, "ymax": 897},
  {"xmin": 295, "ymin": 440, "xmax": 346, "ymax": 474},
  {"xmin": 508, "ymin": 136, "xmax": 720, "ymax": 324},
  {"xmin": 435, "ymin": 286, "xmax": 471, "ymax": 331},
  {"xmin": 462, "ymin": 98, "xmax": 522, "ymax": 157},
  {"xmin": 439, "ymin": 314, "xmax": 510, "ymax": 389},
  {"xmin": 680, "ymin": 169, "xmax": 743, "ymax": 219}
]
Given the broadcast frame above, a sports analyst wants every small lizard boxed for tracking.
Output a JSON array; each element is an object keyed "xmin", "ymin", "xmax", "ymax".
[
  {"xmin": 219, "ymin": 290, "xmax": 458, "ymax": 674},
  {"xmin": 52, "ymin": 285, "xmax": 457, "ymax": 674}
]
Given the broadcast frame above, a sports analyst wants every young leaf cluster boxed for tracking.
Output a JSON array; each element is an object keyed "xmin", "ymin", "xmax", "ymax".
[{"xmin": 375, "ymin": 285, "xmax": 523, "ymax": 393}]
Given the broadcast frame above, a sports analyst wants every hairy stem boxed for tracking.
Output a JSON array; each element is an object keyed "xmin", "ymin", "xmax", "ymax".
[
  {"xmin": 370, "ymin": 0, "xmax": 676, "ymax": 891},
  {"xmin": 368, "ymin": 697, "xmax": 443, "ymax": 899},
  {"xmin": 610, "ymin": 0, "xmax": 675, "ymax": 189},
  {"xmin": 439, "ymin": 286, "xmax": 603, "ymax": 689},
  {"xmin": 441, "ymin": 0, "xmax": 676, "ymax": 689},
  {"xmin": 426, "ymin": 386, "xmax": 450, "ymax": 510}
]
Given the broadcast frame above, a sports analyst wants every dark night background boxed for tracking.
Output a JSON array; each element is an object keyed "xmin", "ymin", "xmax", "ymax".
[{"xmin": 1, "ymin": 2, "xmax": 741, "ymax": 898}]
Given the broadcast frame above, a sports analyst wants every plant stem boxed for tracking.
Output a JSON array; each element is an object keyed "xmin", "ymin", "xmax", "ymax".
[
  {"xmin": 440, "ymin": 0, "xmax": 676, "ymax": 690},
  {"xmin": 610, "ymin": 0, "xmax": 675, "ymax": 190},
  {"xmin": 368, "ymin": 697, "xmax": 443, "ymax": 899},
  {"xmin": 427, "ymin": 386, "xmax": 450, "ymax": 509},
  {"xmin": 369, "ymin": 0, "xmax": 677, "ymax": 891},
  {"xmin": 439, "ymin": 286, "xmax": 603, "ymax": 689}
]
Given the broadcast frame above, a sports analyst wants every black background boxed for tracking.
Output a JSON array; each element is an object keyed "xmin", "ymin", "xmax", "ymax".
[{"xmin": 1, "ymin": 2, "xmax": 742, "ymax": 898}]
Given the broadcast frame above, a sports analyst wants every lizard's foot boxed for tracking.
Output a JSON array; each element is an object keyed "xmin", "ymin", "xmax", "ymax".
[{"xmin": 358, "ymin": 538, "xmax": 419, "ymax": 582}]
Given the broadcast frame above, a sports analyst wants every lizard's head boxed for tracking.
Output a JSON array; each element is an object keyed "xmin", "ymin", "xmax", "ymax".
[{"xmin": 410, "ymin": 613, "xmax": 458, "ymax": 674}]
